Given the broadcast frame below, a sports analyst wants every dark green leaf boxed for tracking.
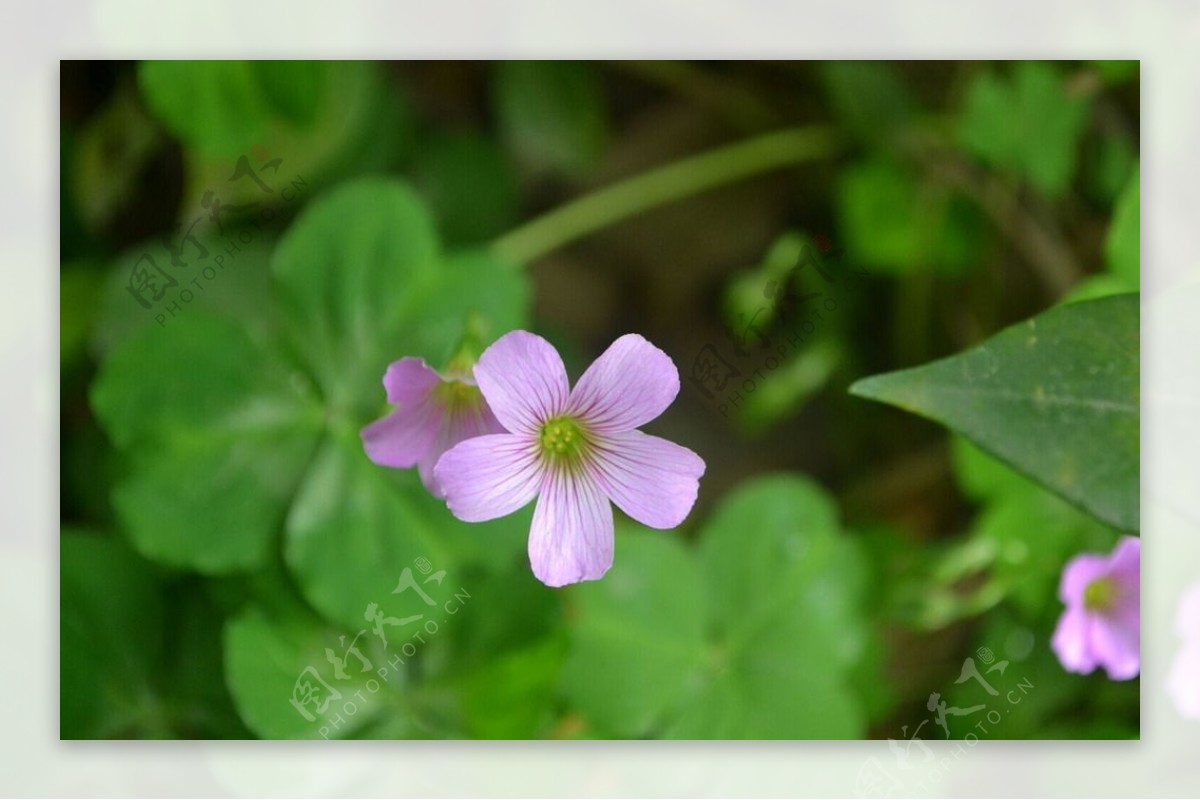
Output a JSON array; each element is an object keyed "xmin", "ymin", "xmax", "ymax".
[
  {"xmin": 819, "ymin": 61, "xmax": 918, "ymax": 147},
  {"xmin": 494, "ymin": 61, "xmax": 608, "ymax": 177},
  {"xmin": 409, "ymin": 132, "xmax": 521, "ymax": 245},
  {"xmin": 61, "ymin": 531, "xmax": 165, "ymax": 738},
  {"xmin": 851, "ymin": 294, "xmax": 1139, "ymax": 530}
]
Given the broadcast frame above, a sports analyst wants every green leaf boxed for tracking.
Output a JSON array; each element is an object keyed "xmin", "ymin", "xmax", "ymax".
[
  {"xmin": 851, "ymin": 294, "xmax": 1139, "ymax": 531},
  {"xmin": 677, "ymin": 476, "xmax": 871, "ymax": 738},
  {"xmin": 1089, "ymin": 60, "xmax": 1139, "ymax": 86},
  {"xmin": 819, "ymin": 61, "xmax": 918, "ymax": 147},
  {"xmin": 282, "ymin": 433, "xmax": 461, "ymax": 631},
  {"xmin": 836, "ymin": 157, "xmax": 987, "ymax": 275},
  {"xmin": 954, "ymin": 436, "xmax": 1120, "ymax": 619},
  {"xmin": 562, "ymin": 530, "xmax": 706, "ymax": 738},
  {"xmin": 735, "ymin": 338, "xmax": 843, "ymax": 434},
  {"xmin": 253, "ymin": 61, "xmax": 326, "ymax": 126},
  {"xmin": 271, "ymin": 177, "xmax": 530, "ymax": 416},
  {"xmin": 139, "ymin": 61, "xmax": 269, "ymax": 157},
  {"xmin": 958, "ymin": 62, "xmax": 1090, "ymax": 197},
  {"xmin": 1085, "ymin": 131, "xmax": 1136, "ymax": 205},
  {"xmin": 61, "ymin": 531, "xmax": 165, "ymax": 738},
  {"xmin": 139, "ymin": 61, "xmax": 322, "ymax": 157},
  {"xmin": 91, "ymin": 312, "xmax": 323, "ymax": 572},
  {"xmin": 140, "ymin": 61, "xmax": 413, "ymax": 213},
  {"xmin": 224, "ymin": 605, "xmax": 410, "ymax": 740},
  {"xmin": 61, "ymin": 264, "xmax": 104, "ymax": 365},
  {"xmin": 405, "ymin": 248, "xmax": 532, "ymax": 368},
  {"xmin": 270, "ymin": 178, "xmax": 439, "ymax": 414},
  {"xmin": 409, "ymin": 132, "xmax": 521, "ymax": 245},
  {"xmin": 457, "ymin": 637, "xmax": 566, "ymax": 739},
  {"xmin": 699, "ymin": 476, "xmax": 867, "ymax": 675},
  {"xmin": 564, "ymin": 476, "xmax": 878, "ymax": 739},
  {"xmin": 494, "ymin": 61, "xmax": 609, "ymax": 177},
  {"xmin": 1105, "ymin": 164, "xmax": 1140, "ymax": 285},
  {"xmin": 92, "ymin": 233, "xmax": 277, "ymax": 359}
]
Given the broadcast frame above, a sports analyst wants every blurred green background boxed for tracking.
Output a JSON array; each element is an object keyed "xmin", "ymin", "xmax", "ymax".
[{"xmin": 60, "ymin": 60, "xmax": 1139, "ymax": 740}]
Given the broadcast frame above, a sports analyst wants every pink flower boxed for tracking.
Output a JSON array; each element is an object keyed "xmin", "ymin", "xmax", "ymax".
[
  {"xmin": 434, "ymin": 331, "xmax": 705, "ymax": 587},
  {"xmin": 361, "ymin": 357, "xmax": 504, "ymax": 498},
  {"xmin": 1051, "ymin": 536, "xmax": 1140, "ymax": 680},
  {"xmin": 1167, "ymin": 582, "xmax": 1200, "ymax": 719}
]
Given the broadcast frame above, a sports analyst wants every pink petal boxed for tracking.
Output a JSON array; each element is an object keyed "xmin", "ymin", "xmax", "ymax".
[
  {"xmin": 1091, "ymin": 614, "xmax": 1140, "ymax": 680},
  {"xmin": 1167, "ymin": 642, "xmax": 1200, "ymax": 720},
  {"xmin": 434, "ymin": 433, "xmax": 543, "ymax": 522},
  {"xmin": 1059, "ymin": 553, "xmax": 1110, "ymax": 605},
  {"xmin": 417, "ymin": 402, "xmax": 506, "ymax": 499},
  {"xmin": 1052, "ymin": 606, "xmax": 1098, "ymax": 675},
  {"xmin": 361, "ymin": 395, "xmax": 442, "ymax": 469},
  {"xmin": 382, "ymin": 357, "xmax": 441, "ymax": 404},
  {"xmin": 1107, "ymin": 535, "xmax": 1141, "ymax": 586},
  {"xmin": 567, "ymin": 333, "xmax": 681, "ymax": 433},
  {"xmin": 589, "ymin": 429, "xmax": 705, "ymax": 529},
  {"xmin": 528, "ymin": 470, "xmax": 614, "ymax": 587},
  {"xmin": 474, "ymin": 331, "xmax": 569, "ymax": 435}
]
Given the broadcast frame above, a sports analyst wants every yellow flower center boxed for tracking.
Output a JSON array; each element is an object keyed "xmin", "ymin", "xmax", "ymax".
[
  {"xmin": 434, "ymin": 379, "xmax": 483, "ymax": 413},
  {"xmin": 1083, "ymin": 576, "xmax": 1116, "ymax": 612},
  {"xmin": 539, "ymin": 416, "xmax": 590, "ymax": 464}
]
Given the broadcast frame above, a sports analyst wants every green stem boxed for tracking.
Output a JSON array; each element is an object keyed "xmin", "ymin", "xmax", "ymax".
[{"xmin": 492, "ymin": 125, "xmax": 839, "ymax": 266}]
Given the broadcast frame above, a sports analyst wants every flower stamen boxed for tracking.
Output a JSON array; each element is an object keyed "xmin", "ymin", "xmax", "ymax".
[
  {"xmin": 539, "ymin": 416, "xmax": 590, "ymax": 464},
  {"xmin": 1083, "ymin": 576, "xmax": 1117, "ymax": 612}
]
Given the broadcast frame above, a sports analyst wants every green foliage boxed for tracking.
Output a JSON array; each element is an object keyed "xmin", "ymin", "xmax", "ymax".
[
  {"xmin": 61, "ymin": 531, "xmax": 248, "ymax": 738},
  {"xmin": 851, "ymin": 295, "xmax": 1139, "ymax": 531},
  {"xmin": 64, "ymin": 60, "xmax": 1140, "ymax": 742},
  {"xmin": 819, "ymin": 61, "xmax": 918, "ymax": 147},
  {"xmin": 564, "ymin": 476, "xmax": 883, "ymax": 738},
  {"xmin": 92, "ymin": 178, "xmax": 532, "ymax": 577},
  {"xmin": 139, "ymin": 61, "xmax": 413, "ymax": 209},
  {"xmin": 952, "ymin": 438, "xmax": 1120, "ymax": 619},
  {"xmin": 61, "ymin": 531, "xmax": 165, "ymax": 738},
  {"xmin": 958, "ymin": 62, "xmax": 1090, "ymax": 197},
  {"xmin": 409, "ymin": 131, "xmax": 522, "ymax": 245},
  {"xmin": 224, "ymin": 604, "xmax": 409, "ymax": 740},
  {"xmin": 1088, "ymin": 60, "xmax": 1139, "ymax": 86},
  {"xmin": 1105, "ymin": 165, "xmax": 1140, "ymax": 285},
  {"xmin": 493, "ymin": 61, "xmax": 609, "ymax": 177},
  {"xmin": 836, "ymin": 156, "xmax": 987, "ymax": 275}
]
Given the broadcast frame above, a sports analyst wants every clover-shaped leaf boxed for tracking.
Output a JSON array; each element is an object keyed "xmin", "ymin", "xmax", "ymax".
[
  {"xmin": 563, "ymin": 476, "xmax": 877, "ymax": 739},
  {"xmin": 92, "ymin": 178, "xmax": 532, "ymax": 603}
]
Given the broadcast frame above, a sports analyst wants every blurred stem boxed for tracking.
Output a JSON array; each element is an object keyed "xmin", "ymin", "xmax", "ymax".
[
  {"xmin": 920, "ymin": 149, "xmax": 1082, "ymax": 297},
  {"xmin": 492, "ymin": 125, "xmax": 838, "ymax": 266}
]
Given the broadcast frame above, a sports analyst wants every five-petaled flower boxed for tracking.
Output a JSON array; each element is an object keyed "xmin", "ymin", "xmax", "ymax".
[
  {"xmin": 361, "ymin": 357, "xmax": 504, "ymax": 498},
  {"xmin": 434, "ymin": 331, "xmax": 705, "ymax": 587},
  {"xmin": 1051, "ymin": 535, "xmax": 1140, "ymax": 680}
]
